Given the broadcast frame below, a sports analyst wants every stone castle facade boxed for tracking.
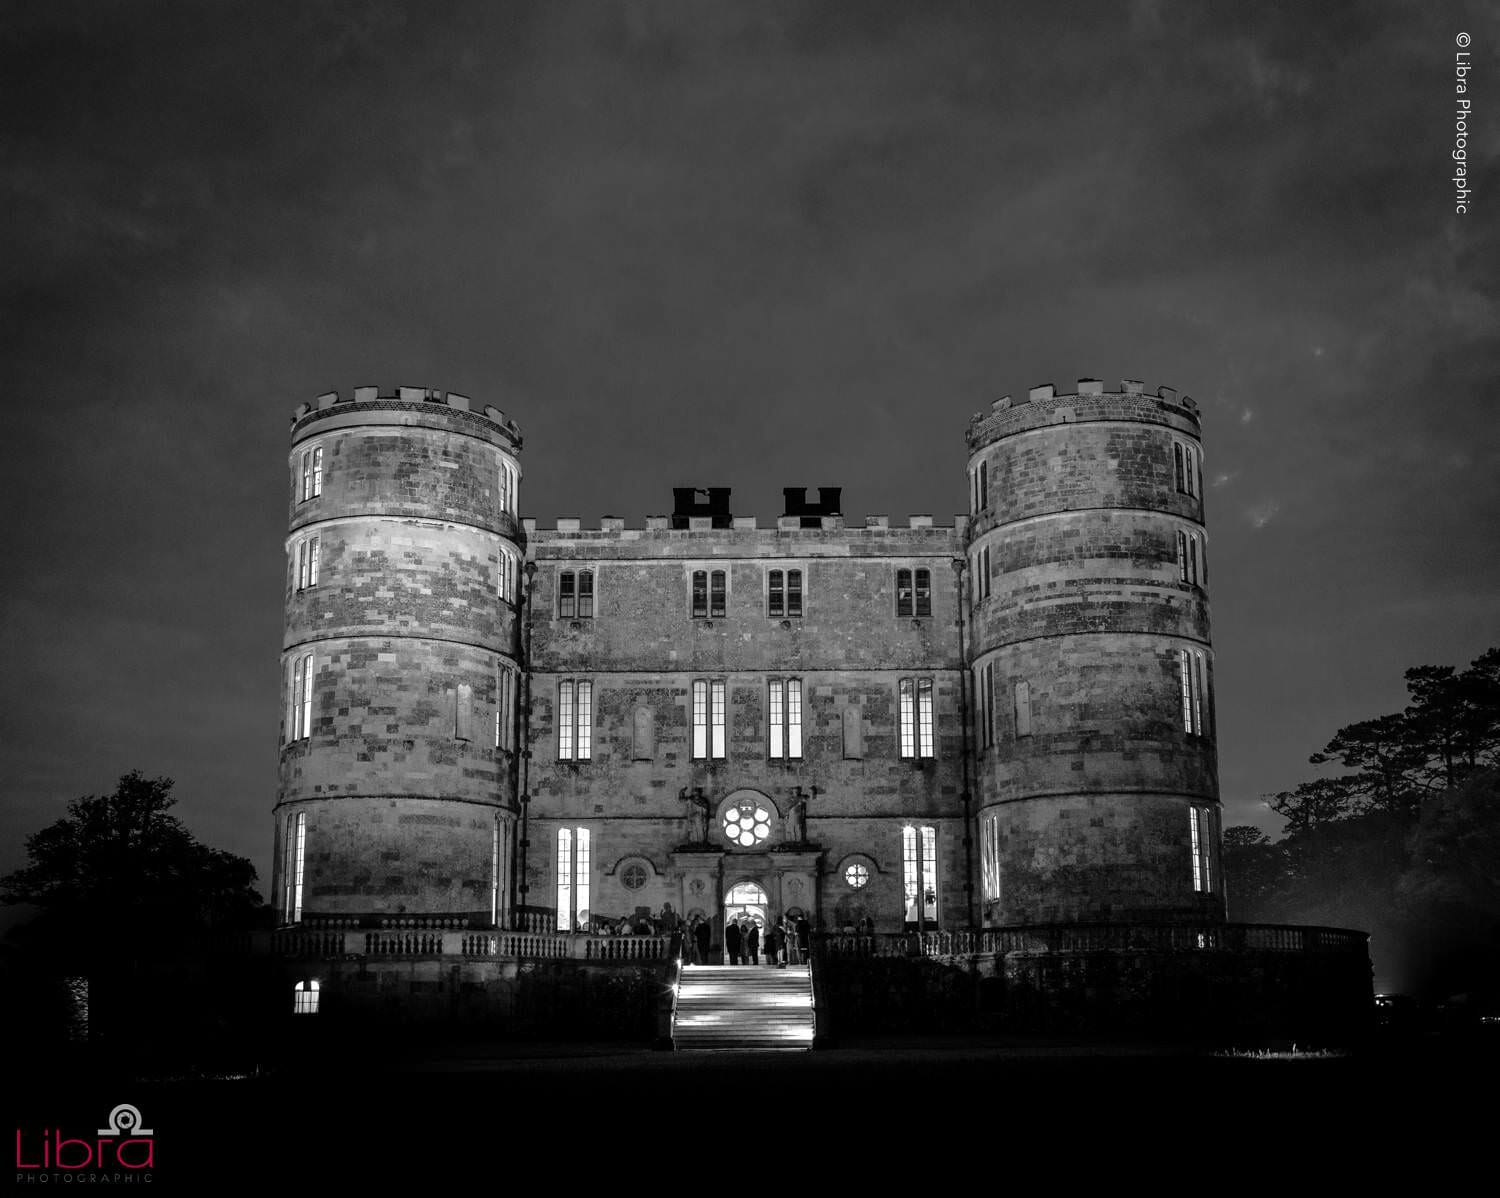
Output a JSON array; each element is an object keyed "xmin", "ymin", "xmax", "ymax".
[{"xmin": 273, "ymin": 377, "xmax": 1223, "ymax": 954}]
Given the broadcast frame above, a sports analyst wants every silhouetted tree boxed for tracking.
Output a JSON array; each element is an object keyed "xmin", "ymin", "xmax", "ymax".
[
  {"xmin": 0, "ymin": 770, "xmax": 261, "ymax": 945},
  {"xmin": 1226, "ymin": 648, "xmax": 1500, "ymax": 998}
]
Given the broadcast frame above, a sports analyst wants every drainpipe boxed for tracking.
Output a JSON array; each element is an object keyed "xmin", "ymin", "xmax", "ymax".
[
  {"xmin": 953, "ymin": 555, "xmax": 976, "ymax": 931},
  {"xmin": 514, "ymin": 559, "xmax": 537, "ymax": 928}
]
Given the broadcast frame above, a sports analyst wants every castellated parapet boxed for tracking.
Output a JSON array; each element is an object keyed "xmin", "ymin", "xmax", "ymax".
[
  {"xmin": 965, "ymin": 381, "xmax": 1218, "ymax": 924},
  {"xmin": 275, "ymin": 388, "xmax": 523, "ymax": 925}
]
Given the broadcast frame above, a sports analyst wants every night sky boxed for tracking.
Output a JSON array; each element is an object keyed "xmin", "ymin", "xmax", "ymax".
[{"xmin": 2, "ymin": 0, "xmax": 1496, "ymax": 903}]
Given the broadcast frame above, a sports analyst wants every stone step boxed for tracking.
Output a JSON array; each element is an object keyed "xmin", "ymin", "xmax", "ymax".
[{"xmin": 672, "ymin": 963, "xmax": 815, "ymax": 1053}]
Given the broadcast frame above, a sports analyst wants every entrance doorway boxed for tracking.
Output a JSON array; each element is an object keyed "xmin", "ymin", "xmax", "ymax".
[{"xmin": 724, "ymin": 880, "xmax": 769, "ymax": 963}]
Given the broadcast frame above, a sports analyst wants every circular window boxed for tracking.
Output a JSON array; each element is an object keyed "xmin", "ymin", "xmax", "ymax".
[
  {"xmin": 621, "ymin": 862, "xmax": 648, "ymax": 891},
  {"xmin": 722, "ymin": 799, "xmax": 772, "ymax": 848},
  {"xmin": 845, "ymin": 863, "xmax": 870, "ymax": 889}
]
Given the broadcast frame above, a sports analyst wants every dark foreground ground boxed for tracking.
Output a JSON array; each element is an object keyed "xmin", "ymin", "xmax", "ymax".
[{"xmin": 4, "ymin": 1026, "xmax": 1494, "ymax": 1188}]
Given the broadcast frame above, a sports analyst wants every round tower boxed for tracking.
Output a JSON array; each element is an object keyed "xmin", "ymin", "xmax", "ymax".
[
  {"xmin": 967, "ymin": 378, "xmax": 1221, "ymax": 925},
  {"xmin": 274, "ymin": 386, "xmax": 524, "ymax": 928}
]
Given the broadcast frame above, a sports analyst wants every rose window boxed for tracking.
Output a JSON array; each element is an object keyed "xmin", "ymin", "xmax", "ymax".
[
  {"xmin": 844, "ymin": 863, "xmax": 870, "ymax": 889},
  {"xmin": 621, "ymin": 862, "xmax": 648, "ymax": 891},
  {"xmin": 723, "ymin": 799, "xmax": 772, "ymax": 848}
]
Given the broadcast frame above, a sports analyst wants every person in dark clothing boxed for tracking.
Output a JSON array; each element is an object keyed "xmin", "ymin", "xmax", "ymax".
[
  {"xmin": 746, "ymin": 921, "xmax": 760, "ymax": 965},
  {"xmin": 694, "ymin": 917, "xmax": 711, "ymax": 966},
  {"xmin": 725, "ymin": 919, "xmax": 741, "ymax": 965},
  {"xmin": 769, "ymin": 920, "xmax": 785, "ymax": 967},
  {"xmin": 795, "ymin": 915, "xmax": 810, "ymax": 964}
]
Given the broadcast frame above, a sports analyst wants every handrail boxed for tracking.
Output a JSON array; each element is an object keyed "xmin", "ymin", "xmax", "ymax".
[
  {"xmin": 665, "ymin": 931, "xmax": 684, "ymax": 1049},
  {"xmin": 814, "ymin": 921, "xmax": 1370, "ymax": 960}
]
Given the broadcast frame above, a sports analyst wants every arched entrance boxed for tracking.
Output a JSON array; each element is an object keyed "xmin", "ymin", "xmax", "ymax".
[{"xmin": 723, "ymin": 880, "xmax": 769, "ymax": 964}]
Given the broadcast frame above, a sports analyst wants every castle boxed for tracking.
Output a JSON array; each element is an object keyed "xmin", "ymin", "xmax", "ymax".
[{"xmin": 274, "ymin": 378, "xmax": 1225, "ymax": 952}]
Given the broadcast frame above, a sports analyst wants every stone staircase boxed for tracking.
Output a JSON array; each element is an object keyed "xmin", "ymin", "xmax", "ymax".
[{"xmin": 672, "ymin": 965, "xmax": 815, "ymax": 1051}]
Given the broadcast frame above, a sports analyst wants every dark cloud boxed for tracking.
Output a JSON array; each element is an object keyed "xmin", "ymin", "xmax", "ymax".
[{"xmin": 1, "ymin": 0, "xmax": 1496, "ymax": 889}]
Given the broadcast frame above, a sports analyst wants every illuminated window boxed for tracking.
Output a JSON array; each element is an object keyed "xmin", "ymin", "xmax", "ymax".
[
  {"xmin": 498, "ymin": 460, "xmax": 519, "ymax": 516},
  {"xmin": 691, "ymin": 679, "xmax": 726, "ymax": 761},
  {"xmin": 768, "ymin": 677, "xmax": 802, "ymax": 759},
  {"xmin": 498, "ymin": 550, "xmax": 517, "ymax": 604},
  {"xmin": 898, "ymin": 677, "xmax": 935, "ymax": 760},
  {"xmin": 980, "ymin": 813, "xmax": 1001, "ymax": 902},
  {"xmin": 722, "ymin": 797, "xmax": 772, "ymax": 848},
  {"xmin": 902, "ymin": 825, "xmax": 938, "ymax": 926},
  {"xmin": 490, "ymin": 819, "xmax": 501, "ymax": 927},
  {"xmin": 299, "ymin": 445, "xmax": 323, "ymax": 502},
  {"xmin": 1173, "ymin": 439, "xmax": 1200, "ymax": 498},
  {"xmin": 557, "ymin": 679, "xmax": 593, "ymax": 760},
  {"xmin": 282, "ymin": 811, "xmax": 305, "ymax": 924},
  {"xmin": 555, "ymin": 827, "xmax": 591, "ymax": 931},
  {"xmin": 896, "ymin": 568, "xmax": 932, "ymax": 618},
  {"xmin": 768, "ymin": 569, "xmax": 803, "ymax": 618},
  {"xmin": 295, "ymin": 535, "xmax": 320, "ymax": 591},
  {"xmin": 288, "ymin": 654, "xmax": 314, "ymax": 741},
  {"xmin": 1190, "ymin": 806, "xmax": 1215, "ymax": 893},
  {"xmin": 293, "ymin": 979, "xmax": 319, "ymax": 1015},
  {"xmin": 844, "ymin": 863, "xmax": 869, "ymax": 889},
  {"xmin": 557, "ymin": 569, "xmax": 595, "ymax": 619},
  {"xmin": 1178, "ymin": 648, "xmax": 1210, "ymax": 737}
]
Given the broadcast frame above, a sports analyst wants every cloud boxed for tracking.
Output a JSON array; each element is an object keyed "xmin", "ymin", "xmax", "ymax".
[{"xmin": 1246, "ymin": 501, "xmax": 1281, "ymax": 529}]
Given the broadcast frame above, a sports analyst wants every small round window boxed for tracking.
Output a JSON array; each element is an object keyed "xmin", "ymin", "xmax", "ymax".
[
  {"xmin": 723, "ymin": 799, "xmax": 772, "ymax": 848},
  {"xmin": 845, "ymin": 863, "xmax": 870, "ymax": 889},
  {"xmin": 621, "ymin": 862, "xmax": 648, "ymax": 891}
]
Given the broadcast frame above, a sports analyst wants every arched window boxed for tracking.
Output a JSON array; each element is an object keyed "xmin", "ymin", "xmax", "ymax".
[{"xmin": 293, "ymin": 979, "xmax": 320, "ymax": 1015}]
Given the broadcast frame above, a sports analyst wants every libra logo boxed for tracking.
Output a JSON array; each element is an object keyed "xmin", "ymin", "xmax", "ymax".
[{"xmin": 14, "ymin": 1103, "xmax": 156, "ymax": 1180}]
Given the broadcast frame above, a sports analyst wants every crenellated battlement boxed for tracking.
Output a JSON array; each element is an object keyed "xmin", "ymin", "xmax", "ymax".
[
  {"xmin": 523, "ymin": 513, "xmax": 970, "ymax": 535},
  {"xmin": 290, "ymin": 385, "xmax": 522, "ymax": 450},
  {"xmin": 966, "ymin": 377, "xmax": 1200, "ymax": 454}
]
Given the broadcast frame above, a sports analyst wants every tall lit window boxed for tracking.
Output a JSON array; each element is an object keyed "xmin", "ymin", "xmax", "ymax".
[
  {"xmin": 555, "ymin": 827, "xmax": 591, "ymax": 931},
  {"xmin": 768, "ymin": 569, "xmax": 803, "ymax": 617},
  {"xmin": 896, "ymin": 569, "xmax": 932, "ymax": 617},
  {"xmin": 282, "ymin": 811, "xmax": 305, "ymax": 923},
  {"xmin": 1190, "ymin": 806, "xmax": 1214, "ymax": 893},
  {"xmin": 293, "ymin": 980, "xmax": 319, "ymax": 1015},
  {"xmin": 981, "ymin": 813, "xmax": 1001, "ymax": 902},
  {"xmin": 557, "ymin": 569, "xmax": 595, "ymax": 619},
  {"xmin": 1178, "ymin": 648, "xmax": 1209, "ymax": 737},
  {"xmin": 691, "ymin": 679, "xmax": 726, "ymax": 760},
  {"xmin": 498, "ymin": 551, "xmax": 516, "ymax": 604},
  {"xmin": 288, "ymin": 654, "xmax": 314, "ymax": 741},
  {"xmin": 558, "ymin": 679, "xmax": 593, "ymax": 760},
  {"xmin": 1177, "ymin": 529, "xmax": 1205, "ymax": 587},
  {"xmin": 299, "ymin": 445, "xmax": 323, "ymax": 502},
  {"xmin": 498, "ymin": 460, "xmax": 518, "ymax": 515},
  {"xmin": 898, "ymin": 677, "xmax": 935, "ymax": 760},
  {"xmin": 490, "ymin": 819, "xmax": 501, "ymax": 927},
  {"xmin": 902, "ymin": 825, "xmax": 938, "ymax": 926},
  {"xmin": 295, "ymin": 535, "xmax": 320, "ymax": 590},
  {"xmin": 769, "ymin": 678, "xmax": 803, "ymax": 759},
  {"xmin": 1173, "ymin": 439, "xmax": 1200, "ymax": 498}
]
